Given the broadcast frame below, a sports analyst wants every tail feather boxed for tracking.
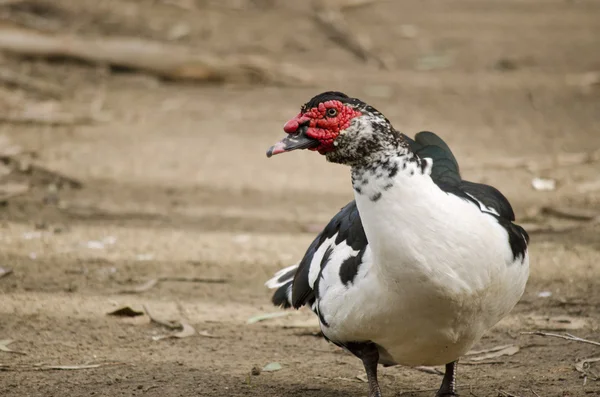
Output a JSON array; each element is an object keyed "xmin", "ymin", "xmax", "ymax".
[
  {"xmin": 265, "ymin": 263, "xmax": 298, "ymax": 309},
  {"xmin": 271, "ymin": 282, "xmax": 293, "ymax": 308}
]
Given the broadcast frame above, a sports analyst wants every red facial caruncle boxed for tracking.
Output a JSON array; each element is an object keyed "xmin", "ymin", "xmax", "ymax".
[{"xmin": 283, "ymin": 100, "xmax": 362, "ymax": 154}]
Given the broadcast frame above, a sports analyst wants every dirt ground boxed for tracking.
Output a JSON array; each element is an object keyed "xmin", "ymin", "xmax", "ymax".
[{"xmin": 1, "ymin": 0, "xmax": 600, "ymax": 396}]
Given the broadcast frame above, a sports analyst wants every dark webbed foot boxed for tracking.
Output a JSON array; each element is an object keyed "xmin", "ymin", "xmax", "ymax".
[
  {"xmin": 345, "ymin": 342, "xmax": 383, "ymax": 397},
  {"xmin": 435, "ymin": 361, "xmax": 459, "ymax": 397}
]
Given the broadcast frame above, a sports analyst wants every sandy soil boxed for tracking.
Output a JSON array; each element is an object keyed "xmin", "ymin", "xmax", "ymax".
[{"xmin": 1, "ymin": 1, "xmax": 600, "ymax": 396}]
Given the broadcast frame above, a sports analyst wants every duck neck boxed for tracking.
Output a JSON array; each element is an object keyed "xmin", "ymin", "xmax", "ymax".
[{"xmin": 350, "ymin": 143, "xmax": 431, "ymax": 203}]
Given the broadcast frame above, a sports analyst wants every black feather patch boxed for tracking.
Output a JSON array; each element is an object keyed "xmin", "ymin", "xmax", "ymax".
[
  {"xmin": 500, "ymin": 220, "xmax": 530, "ymax": 263},
  {"xmin": 313, "ymin": 246, "xmax": 334, "ymax": 300},
  {"xmin": 404, "ymin": 131, "xmax": 461, "ymax": 186},
  {"xmin": 271, "ymin": 282, "xmax": 292, "ymax": 309},
  {"xmin": 290, "ymin": 201, "xmax": 368, "ymax": 309},
  {"xmin": 339, "ymin": 246, "xmax": 367, "ymax": 286},
  {"xmin": 333, "ymin": 203, "xmax": 368, "ymax": 250},
  {"xmin": 319, "ymin": 247, "xmax": 334, "ymax": 272},
  {"xmin": 276, "ymin": 267, "xmax": 297, "ymax": 284},
  {"xmin": 370, "ymin": 192, "xmax": 382, "ymax": 202},
  {"xmin": 290, "ymin": 233, "xmax": 321, "ymax": 309},
  {"xmin": 405, "ymin": 130, "xmax": 528, "ymax": 261},
  {"xmin": 460, "ymin": 180, "xmax": 516, "ymax": 221}
]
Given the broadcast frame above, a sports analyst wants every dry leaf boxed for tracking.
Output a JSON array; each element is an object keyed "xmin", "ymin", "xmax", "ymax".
[
  {"xmin": 356, "ymin": 373, "xmax": 368, "ymax": 383},
  {"xmin": 467, "ymin": 345, "xmax": 519, "ymax": 361},
  {"xmin": 198, "ymin": 330, "xmax": 218, "ymax": 338},
  {"xmin": 0, "ymin": 339, "xmax": 26, "ymax": 355},
  {"xmin": 575, "ymin": 357, "xmax": 600, "ymax": 376},
  {"xmin": 0, "ymin": 267, "xmax": 12, "ymax": 279},
  {"xmin": 173, "ymin": 322, "xmax": 196, "ymax": 338},
  {"xmin": 153, "ymin": 322, "xmax": 196, "ymax": 340},
  {"xmin": 107, "ymin": 306, "xmax": 144, "ymax": 317},
  {"xmin": 246, "ymin": 312, "xmax": 290, "ymax": 324},
  {"xmin": 262, "ymin": 362, "xmax": 282, "ymax": 372},
  {"xmin": 413, "ymin": 366, "xmax": 444, "ymax": 375},
  {"xmin": 143, "ymin": 305, "xmax": 181, "ymax": 329},
  {"xmin": 119, "ymin": 279, "xmax": 158, "ymax": 294},
  {"xmin": 158, "ymin": 276, "xmax": 228, "ymax": 284},
  {"xmin": 527, "ymin": 315, "xmax": 587, "ymax": 331}
]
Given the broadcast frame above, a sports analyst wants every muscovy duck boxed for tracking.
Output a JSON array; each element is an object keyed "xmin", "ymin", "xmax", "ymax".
[{"xmin": 265, "ymin": 91, "xmax": 529, "ymax": 397}]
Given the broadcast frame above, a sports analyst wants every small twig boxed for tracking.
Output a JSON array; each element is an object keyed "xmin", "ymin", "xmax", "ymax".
[
  {"xmin": 0, "ymin": 362, "xmax": 132, "ymax": 371},
  {"xmin": 460, "ymin": 360, "xmax": 507, "ymax": 366},
  {"xmin": 469, "ymin": 384, "xmax": 480, "ymax": 397},
  {"xmin": 398, "ymin": 387, "xmax": 440, "ymax": 395},
  {"xmin": 22, "ymin": 162, "xmax": 83, "ymax": 189},
  {"xmin": 541, "ymin": 206, "xmax": 600, "ymax": 221},
  {"xmin": 0, "ymin": 67, "xmax": 63, "ymax": 97},
  {"xmin": 158, "ymin": 276, "xmax": 228, "ymax": 284},
  {"xmin": 334, "ymin": 0, "xmax": 377, "ymax": 9},
  {"xmin": 37, "ymin": 362, "xmax": 127, "ymax": 370},
  {"xmin": 529, "ymin": 389, "xmax": 541, "ymax": 397},
  {"xmin": 119, "ymin": 279, "xmax": 159, "ymax": 294},
  {"xmin": 399, "ymin": 385, "xmax": 471, "ymax": 395},
  {"xmin": 521, "ymin": 219, "xmax": 600, "ymax": 235},
  {"xmin": 498, "ymin": 391, "xmax": 522, "ymax": 397},
  {"xmin": 521, "ymin": 331, "xmax": 600, "ymax": 347}
]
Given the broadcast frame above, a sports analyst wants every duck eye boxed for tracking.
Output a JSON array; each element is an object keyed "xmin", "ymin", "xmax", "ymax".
[{"xmin": 326, "ymin": 108, "xmax": 338, "ymax": 117}]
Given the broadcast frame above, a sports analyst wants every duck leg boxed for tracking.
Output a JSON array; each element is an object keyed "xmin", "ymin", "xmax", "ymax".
[
  {"xmin": 436, "ymin": 360, "xmax": 459, "ymax": 397},
  {"xmin": 345, "ymin": 342, "xmax": 383, "ymax": 397}
]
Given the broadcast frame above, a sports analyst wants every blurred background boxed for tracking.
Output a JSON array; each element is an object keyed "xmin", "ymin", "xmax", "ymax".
[{"xmin": 0, "ymin": 1, "xmax": 599, "ymax": 396}]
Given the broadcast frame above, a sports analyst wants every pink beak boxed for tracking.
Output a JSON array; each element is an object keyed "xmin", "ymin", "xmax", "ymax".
[{"xmin": 266, "ymin": 119, "xmax": 318, "ymax": 158}]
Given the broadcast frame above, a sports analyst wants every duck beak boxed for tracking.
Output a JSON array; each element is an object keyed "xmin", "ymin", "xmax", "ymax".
[{"xmin": 266, "ymin": 125, "xmax": 319, "ymax": 158}]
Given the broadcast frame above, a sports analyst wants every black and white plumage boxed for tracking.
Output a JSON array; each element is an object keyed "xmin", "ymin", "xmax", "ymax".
[{"xmin": 265, "ymin": 92, "xmax": 530, "ymax": 397}]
